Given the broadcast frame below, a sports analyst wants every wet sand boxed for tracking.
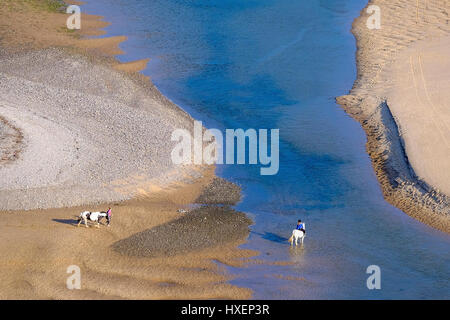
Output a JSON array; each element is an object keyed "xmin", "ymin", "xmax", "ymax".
[{"xmin": 337, "ymin": 0, "xmax": 450, "ymax": 233}]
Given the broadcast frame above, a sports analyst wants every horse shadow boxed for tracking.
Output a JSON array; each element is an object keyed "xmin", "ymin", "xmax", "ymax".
[
  {"xmin": 52, "ymin": 217, "xmax": 79, "ymax": 227},
  {"xmin": 252, "ymin": 231, "xmax": 290, "ymax": 244}
]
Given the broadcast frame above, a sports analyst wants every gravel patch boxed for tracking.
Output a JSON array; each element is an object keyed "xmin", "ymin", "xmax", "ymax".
[
  {"xmin": 0, "ymin": 115, "xmax": 23, "ymax": 165},
  {"xmin": 0, "ymin": 48, "xmax": 200, "ymax": 210},
  {"xmin": 113, "ymin": 177, "xmax": 252, "ymax": 257},
  {"xmin": 195, "ymin": 177, "xmax": 242, "ymax": 205},
  {"xmin": 112, "ymin": 206, "xmax": 252, "ymax": 258}
]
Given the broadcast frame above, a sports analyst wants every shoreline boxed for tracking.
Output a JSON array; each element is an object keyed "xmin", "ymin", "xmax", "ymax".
[
  {"xmin": 0, "ymin": 168, "xmax": 257, "ymax": 299},
  {"xmin": 337, "ymin": 0, "xmax": 450, "ymax": 233},
  {"xmin": 0, "ymin": 0, "xmax": 218, "ymax": 210},
  {"xmin": 0, "ymin": 0, "xmax": 256, "ymax": 299}
]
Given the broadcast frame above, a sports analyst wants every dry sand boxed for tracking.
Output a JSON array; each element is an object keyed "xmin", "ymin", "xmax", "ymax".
[
  {"xmin": 388, "ymin": 38, "xmax": 450, "ymax": 196},
  {"xmin": 0, "ymin": 0, "xmax": 257, "ymax": 299},
  {"xmin": 337, "ymin": 0, "xmax": 450, "ymax": 233}
]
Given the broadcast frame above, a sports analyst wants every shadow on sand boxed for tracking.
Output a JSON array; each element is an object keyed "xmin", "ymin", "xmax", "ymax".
[{"xmin": 52, "ymin": 218, "xmax": 79, "ymax": 226}]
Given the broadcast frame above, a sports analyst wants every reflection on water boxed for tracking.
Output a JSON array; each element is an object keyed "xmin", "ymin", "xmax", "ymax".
[
  {"xmin": 82, "ymin": 0, "xmax": 450, "ymax": 299},
  {"xmin": 288, "ymin": 245, "xmax": 306, "ymax": 261}
]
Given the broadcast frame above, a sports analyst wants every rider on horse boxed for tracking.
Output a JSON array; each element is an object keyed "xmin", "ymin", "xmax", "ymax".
[{"xmin": 296, "ymin": 219, "xmax": 305, "ymax": 234}]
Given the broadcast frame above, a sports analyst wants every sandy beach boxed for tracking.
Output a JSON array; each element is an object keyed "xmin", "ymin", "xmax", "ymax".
[
  {"xmin": 0, "ymin": 0, "xmax": 256, "ymax": 299},
  {"xmin": 337, "ymin": 0, "xmax": 450, "ymax": 233}
]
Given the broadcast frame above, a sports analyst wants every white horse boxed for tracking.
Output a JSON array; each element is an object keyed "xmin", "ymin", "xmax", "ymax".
[
  {"xmin": 288, "ymin": 223, "xmax": 306, "ymax": 246},
  {"xmin": 77, "ymin": 211, "xmax": 107, "ymax": 228}
]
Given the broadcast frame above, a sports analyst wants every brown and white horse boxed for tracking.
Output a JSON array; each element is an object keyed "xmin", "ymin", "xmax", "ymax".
[{"xmin": 77, "ymin": 211, "xmax": 107, "ymax": 228}]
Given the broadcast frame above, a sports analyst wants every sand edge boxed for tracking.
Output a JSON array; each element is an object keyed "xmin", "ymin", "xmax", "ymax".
[{"xmin": 337, "ymin": 0, "xmax": 450, "ymax": 233}]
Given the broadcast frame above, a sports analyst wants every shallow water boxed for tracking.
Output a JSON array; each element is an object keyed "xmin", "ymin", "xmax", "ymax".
[{"xmin": 82, "ymin": 0, "xmax": 450, "ymax": 299}]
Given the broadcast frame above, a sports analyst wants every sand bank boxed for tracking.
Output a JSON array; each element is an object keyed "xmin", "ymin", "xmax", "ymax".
[
  {"xmin": 0, "ymin": 172, "xmax": 256, "ymax": 299},
  {"xmin": 337, "ymin": 0, "xmax": 450, "ymax": 233},
  {"xmin": 0, "ymin": 0, "xmax": 257, "ymax": 298}
]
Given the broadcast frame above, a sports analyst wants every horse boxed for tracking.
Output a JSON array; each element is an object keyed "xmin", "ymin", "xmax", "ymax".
[
  {"xmin": 77, "ymin": 211, "xmax": 107, "ymax": 228},
  {"xmin": 288, "ymin": 224, "xmax": 306, "ymax": 246}
]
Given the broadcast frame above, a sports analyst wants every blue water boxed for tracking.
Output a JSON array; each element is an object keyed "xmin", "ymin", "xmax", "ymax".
[{"xmin": 82, "ymin": 0, "xmax": 450, "ymax": 299}]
